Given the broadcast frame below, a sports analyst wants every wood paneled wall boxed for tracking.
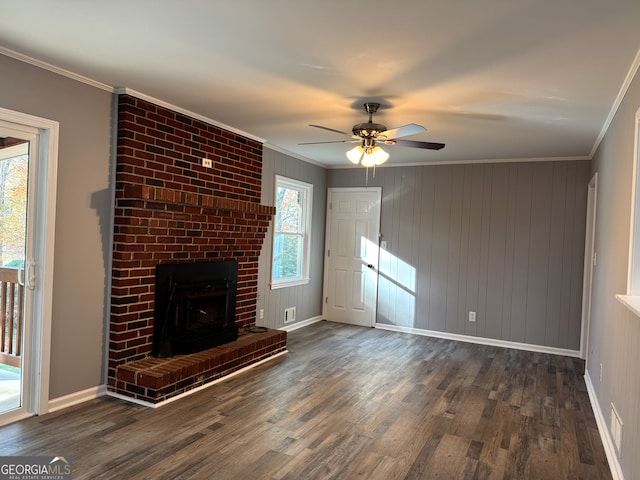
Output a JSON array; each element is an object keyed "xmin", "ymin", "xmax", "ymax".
[
  {"xmin": 329, "ymin": 160, "xmax": 590, "ymax": 350},
  {"xmin": 257, "ymin": 148, "xmax": 327, "ymax": 329},
  {"xmin": 589, "ymin": 64, "xmax": 640, "ymax": 478}
]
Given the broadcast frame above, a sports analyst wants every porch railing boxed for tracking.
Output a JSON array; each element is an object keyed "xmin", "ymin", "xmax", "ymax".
[{"xmin": 0, "ymin": 267, "xmax": 23, "ymax": 368}]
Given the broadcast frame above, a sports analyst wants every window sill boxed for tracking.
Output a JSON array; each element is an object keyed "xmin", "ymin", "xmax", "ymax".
[
  {"xmin": 270, "ymin": 278, "xmax": 310, "ymax": 290},
  {"xmin": 615, "ymin": 294, "xmax": 640, "ymax": 318}
]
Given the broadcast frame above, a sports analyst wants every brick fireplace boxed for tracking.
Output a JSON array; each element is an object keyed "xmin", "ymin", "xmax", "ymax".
[{"xmin": 108, "ymin": 94, "xmax": 286, "ymax": 404}]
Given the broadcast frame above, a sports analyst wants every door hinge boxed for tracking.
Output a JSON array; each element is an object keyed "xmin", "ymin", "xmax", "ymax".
[
  {"xmin": 327, "ymin": 249, "xmax": 330, "ymax": 257},
  {"xmin": 325, "ymin": 296, "xmax": 328, "ymax": 304}
]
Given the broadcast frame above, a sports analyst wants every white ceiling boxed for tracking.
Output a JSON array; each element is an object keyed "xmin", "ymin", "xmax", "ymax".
[{"xmin": 1, "ymin": 1, "xmax": 640, "ymax": 167}]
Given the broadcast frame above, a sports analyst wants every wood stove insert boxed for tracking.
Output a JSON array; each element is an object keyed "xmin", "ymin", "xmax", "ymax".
[{"xmin": 153, "ymin": 260, "xmax": 239, "ymax": 358}]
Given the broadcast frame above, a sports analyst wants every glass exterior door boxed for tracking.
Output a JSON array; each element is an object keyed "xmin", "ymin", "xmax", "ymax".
[{"xmin": 0, "ymin": 137, "xmax": 29, "ymax": 416}]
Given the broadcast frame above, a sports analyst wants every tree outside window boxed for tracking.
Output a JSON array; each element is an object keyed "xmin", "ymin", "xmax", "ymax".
[{"xmin": 0, "ymin": 150, "xmax": 28, "ymax": 268}]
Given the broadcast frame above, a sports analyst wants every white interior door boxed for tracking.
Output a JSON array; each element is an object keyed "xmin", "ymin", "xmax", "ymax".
[{"xmin": 323, "ymin": 187, "xmax": 381, "ymax": 327}]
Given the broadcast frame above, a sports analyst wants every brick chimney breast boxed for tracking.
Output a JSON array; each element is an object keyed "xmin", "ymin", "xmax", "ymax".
[{"xmin": 108, "ymin": 94, "xmax": 280, "ymax": 403}]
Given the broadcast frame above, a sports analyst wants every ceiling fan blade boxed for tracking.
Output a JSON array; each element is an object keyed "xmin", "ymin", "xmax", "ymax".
[
  {"xmin": 386, "ymin": 139, "xmax": 446, "ymax": 150},
  {"xmin": 299, "ymin": 139, "xmax": 359, "ymax": 145},
  {"xmin": 379, "ymin": 123, "xmax": 426, "ymax": 140},
  {"xmin": 309, "ymin": 124, "xmax": 354, "ymax": 137}
]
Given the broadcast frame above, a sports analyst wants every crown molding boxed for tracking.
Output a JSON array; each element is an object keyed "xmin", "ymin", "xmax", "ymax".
[
  {"xmin": 0, "ymin": 47, "xmax": 113, "ymax": 92},
  {"xmin": 326, "ymin": 155, "xmax": 592, "ymax": 169},
  {"xmin": 263, "ymin": 143, "xmax": 326, "ymax": 167},
  {"xmin": 115, "ymin": 87, "xmax": 265, "ymax": 143},
  {"xmin": 591, "ymin": 46, "xmax": 640, "ymax": 158},
  {"xmin": 1, "ymin": 48, "xmax": 265, "ymax": 143}
]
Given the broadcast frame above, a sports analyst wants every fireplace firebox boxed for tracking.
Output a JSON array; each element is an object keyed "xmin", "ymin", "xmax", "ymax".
[{"xmin": 153, "ymin": 261, "xmax": 239, "ymax": 358}]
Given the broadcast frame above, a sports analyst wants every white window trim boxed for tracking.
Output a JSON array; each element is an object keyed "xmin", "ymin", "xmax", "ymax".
[
  {"xmin": 618, "ymin": 107, "xmax": 640, "ymax": 315},
  {"xmin": 271, "ymin": 175, "xmax": 312, "ymax": 289}
]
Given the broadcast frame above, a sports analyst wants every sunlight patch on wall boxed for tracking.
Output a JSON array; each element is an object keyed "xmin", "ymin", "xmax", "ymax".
[{"xmin": 374, "ymin": 241, "xmax": 416, "ymax": 327}]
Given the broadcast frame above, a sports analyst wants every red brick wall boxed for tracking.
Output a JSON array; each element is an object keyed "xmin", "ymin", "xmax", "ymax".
[{"xmin": 108, "ymin": 94, "xmax": 274, "ymax": 388}]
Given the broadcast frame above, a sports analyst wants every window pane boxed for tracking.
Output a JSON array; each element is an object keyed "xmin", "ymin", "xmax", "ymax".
[
  {"xmin": 275, "ymin": 186, "xmax": 301, "ymax": 233},
  {"xmin": 273, "ymin": 233, "xmax": 302, "ymax": 280}
]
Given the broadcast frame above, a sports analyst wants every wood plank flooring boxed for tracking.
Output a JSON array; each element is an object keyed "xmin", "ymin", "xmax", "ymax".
[{"xmin": 0, "ymin": 321, "xmax": 611, "ymax": 479}]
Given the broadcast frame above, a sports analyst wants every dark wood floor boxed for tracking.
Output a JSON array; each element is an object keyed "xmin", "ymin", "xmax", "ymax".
[{"xmin": 0, "ymin": 321, "xmax": 611, "ymax": 479}]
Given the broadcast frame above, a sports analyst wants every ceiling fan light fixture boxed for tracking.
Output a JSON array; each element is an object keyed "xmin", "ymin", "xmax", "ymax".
[
  {"xmin": 361, "ymin": 154, "xmax": 375, "ymax": 168},
  {"xmin": 346, "ymin": 145, "xmax": 364, "ymax": 164},
  {"xmin": 347, "ymin": 144, "xmax": 389, "ymax": 167},
  {"xmin": 372, "ymin": 146, "xmax": 389, "ymax": 165},
  {"xmin": 360, "ymin": 146, "xmax": 389, "ymax": 167}
]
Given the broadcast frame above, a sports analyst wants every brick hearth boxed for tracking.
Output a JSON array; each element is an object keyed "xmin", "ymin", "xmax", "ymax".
[
  {"xmin": 115, "ymin": 328, "xmax": 287, "ymax": 404},
  {"xmin": 108, "ymin": 94, "xmax": 285, "ymax": 402}
]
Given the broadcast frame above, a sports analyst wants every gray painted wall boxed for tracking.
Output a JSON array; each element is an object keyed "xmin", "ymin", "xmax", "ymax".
[
  {"xmin": 590, "ymin": 66, "xmax": 640, "ymax": 478},
  {"xmin": 328, "ymin": 161, "xmax": 590, "ymax": 350},
  {"xmin": 1, "ymin": 54, "xmax": 112, "ymax": 399},
  {"xmin": 257, "ymin": 148, "xmax": 327, "ymax": 329}
]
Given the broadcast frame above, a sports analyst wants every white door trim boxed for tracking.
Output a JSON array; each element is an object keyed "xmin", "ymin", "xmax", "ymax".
[
  {"xmin": 0, "ymin": 107, "xmax": 59, "ymax": 421},
  {"xmin": 580, "ymin": 173, "xmax": 597, "ymax": 362}
]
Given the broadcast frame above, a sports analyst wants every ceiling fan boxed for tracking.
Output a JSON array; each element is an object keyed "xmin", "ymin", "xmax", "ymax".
[{"xmin": 300, "ymin": 102, "xmax": 445, "ymax": 167}]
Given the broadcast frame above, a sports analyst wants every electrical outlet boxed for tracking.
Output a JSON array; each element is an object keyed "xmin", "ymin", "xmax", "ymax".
[
  {"xmin": 259, "ymin": 309, "xmax": 264, "ymax": 320},
  {"xmin": 202, "ymin": 157, "xmax": 212, "ymax": 168},
  {"xmin": 469, "ymin": 311, "xmax": 476, "ymax": 322}
]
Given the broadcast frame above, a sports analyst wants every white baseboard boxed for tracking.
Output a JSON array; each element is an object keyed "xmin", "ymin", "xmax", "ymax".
[
  {"xmin": 106, "ymin": 350, "xmax": 288, "ymax": 408},
  {"xmin": 584, "ymin": 371, "xmax": 624, "ymax": 480},
  {"xmin": 375, "ymin": 323, "xmax": 581, "ymax": 358},
  {"xmin": 106, "ymin": 391, "xmax": 157, "ymax": 408},
  {"xmin": 280, "ymin": 315, "xmax": 324, "ymax": 332},
  {"xmin": 47, "ymin": 384, "xmax": 107, "ymax": 413}
]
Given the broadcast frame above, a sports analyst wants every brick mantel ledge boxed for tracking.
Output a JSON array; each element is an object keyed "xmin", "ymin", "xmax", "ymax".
[{"xmin": 121, "ymin": 184, "xmax": 275, "ymax": 216}]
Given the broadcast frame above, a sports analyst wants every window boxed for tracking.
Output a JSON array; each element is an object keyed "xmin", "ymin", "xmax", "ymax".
[
  {"xmin": 617, "ymin": 106, "xmax": 640, "ymax": 315},
  {"xmin": 625, "ymin": 108, "xmax": 640, "ymax": 294},
  {"xmin": 271, "ymin": 176, "xmax": 312, "ymax": 288}
]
